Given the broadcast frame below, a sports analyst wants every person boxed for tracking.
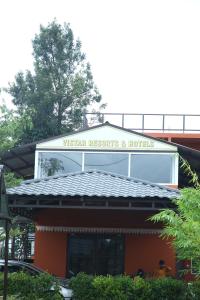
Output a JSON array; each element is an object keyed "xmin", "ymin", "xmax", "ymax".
[
  {"xmin": 136, "ymin": 268, "xmax": 145, "ymax": 278},
  {"xmin": 154, "ymin": 259, "xmax": 172, "ymax": 278},
  {"xmin": 133, "ymin": 268, "xmax": 145, "ymax": 279}
]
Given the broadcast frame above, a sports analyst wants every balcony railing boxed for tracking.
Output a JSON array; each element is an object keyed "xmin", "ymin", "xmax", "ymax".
[{"xmin": 83, "ymin": 113, "xmax": 200, "ymax": 133}]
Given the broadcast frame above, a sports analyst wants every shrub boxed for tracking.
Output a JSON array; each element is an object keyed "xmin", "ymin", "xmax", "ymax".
[
  {"xmin": 70, "ymin": 273, "xmax": 151, "ymax": 300},
  {"xmin": 69, "ymin": 272, "xmax": 97, "ymax": 300},
  {"xmin": 131, "ymin": 276, "xmax": 152, "ymax": 300},
  {"xmin": 0, "ymin": 272, "xmax": 62, "ymax": 300},
  {"xmin": 93, "ymin": 275, "xmax": 127, "ymax": 300},
  {"xmin": 114, "ymin": 275, "xmax": 135, "ymax": 299},
  {"xmin": 8, "ymin": 272, "xmax": 35, "ymax": 298},
  {"xmin": 69, "ymin": 273, "xmax": 200, "ymax": 300},
  {"xmin": 148, "ymin": 277, "xmax": 188, "ymax": 300},
  {"xmin": 187, "ymin": 281, "xmax": 200, "ymax": 299}
]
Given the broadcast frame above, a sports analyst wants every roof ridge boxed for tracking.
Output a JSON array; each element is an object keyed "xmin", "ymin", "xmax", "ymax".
[{"xmin": 17, "ymin": 169, "xmax": 179, "ymax": 194}]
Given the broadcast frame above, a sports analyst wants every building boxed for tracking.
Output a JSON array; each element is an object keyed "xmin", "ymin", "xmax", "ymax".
[{"xmin": 3, "ymin": 119, "xmax": 200, "ymax": 278}]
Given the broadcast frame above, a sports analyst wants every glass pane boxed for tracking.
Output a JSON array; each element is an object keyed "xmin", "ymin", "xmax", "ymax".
[
  {"xmin": 38, "ymin": 152, "xmax": 82, "ymax": 178},
  {"xmin": 68, "ymin": 234, "xmax": 124, "ymax": 276},
  {"xmin": 130, "ymin": 154, "xmax": 173, "ymax": 183},
  {"xmin": 68, "ymin": 236, "xmax": 95, "ymax": 276},
  {"xmin": 95, "ymin": 236, "xmax": 124, "ymax": 275},
  {"xmin": 84, "ymin": 153, "xmax": 128, "ymax": 176}
]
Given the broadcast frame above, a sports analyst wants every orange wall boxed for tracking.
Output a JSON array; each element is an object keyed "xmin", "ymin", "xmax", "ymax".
[
  {"xmin": 34, "ymin": 230, "xmax": 67, "ymax": 277},
  {"xmin": 33, "ymin": 209, "xmax": 176, "ymax": 277},
  {"xmin": 34, "ymin": 230, "xmax": 176, "ymax": 278},
  {"xmin": 125, "ymin": 234, "xmax": 176, "ymax": 276}
]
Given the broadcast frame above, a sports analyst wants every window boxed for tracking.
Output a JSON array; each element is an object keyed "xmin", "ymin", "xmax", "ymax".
[
  {"xmin": 36, "ymin": 151, "xmax": 176, "ymax": 184},
  {"xmin": 130, "ymin": 154, "xmax": 173, "ymax": 183},
  {"xmin": 38, "ymin": 152, "xmax": 82, "ymax": 177},
  {"xmin": 68, "ymin": 234, "xmax": 124, "ymax": 276},
  {"xmin": 84, "ymin": 153, "xmax": 128, "ymax": 176}
]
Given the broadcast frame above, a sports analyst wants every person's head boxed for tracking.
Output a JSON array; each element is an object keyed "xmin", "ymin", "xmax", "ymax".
[
  {"xmin": 136, "ymin": 268, "xmax": 144, "ymax": 277},
  {"xmin": 159, "ymin": 260, "xmax": 165, "ymax": 267}
]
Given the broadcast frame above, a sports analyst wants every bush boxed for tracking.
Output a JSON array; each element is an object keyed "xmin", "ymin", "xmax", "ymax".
[
  {"xmin": 70, "ymin": 273, "xmax": 151, "ymax": 300},
  {"xmin": 131, "ymin": 276, "xmax": 152, "ymax": 300},
  {"xmin": 93, "ymin": 275, "xmax": 127, "ymax": 300},
  {"xmin": 114, "ymin": 275, "xmax": 135, "ymax": 299},
  {"xmin": 69, "ymin": 272, "xmax": 97, "ymax": 300},
  {"xmin": 187, "ymin": 281, "xmax": 200, "ymax": 299},
  {"xmin": 0, "ymin": 272, "xmax": 62, "ymax": 300},
  {"xmin": 69, "ymin": 273, "xmax": 194, "ymax": 300},
  {"xmin": 148, "ymin": 277, "xmax": 188, "ymax": 300}
]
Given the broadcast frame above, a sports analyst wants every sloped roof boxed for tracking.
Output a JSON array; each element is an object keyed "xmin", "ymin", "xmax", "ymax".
[{"xmin": 7, "ymin": 170, "xmax": 179, "ymax": 199}]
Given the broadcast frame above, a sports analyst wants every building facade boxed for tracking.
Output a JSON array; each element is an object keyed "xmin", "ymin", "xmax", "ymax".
[{"xmin": 5, "ymin": 122, "xmax": 200, "ymax": 278}]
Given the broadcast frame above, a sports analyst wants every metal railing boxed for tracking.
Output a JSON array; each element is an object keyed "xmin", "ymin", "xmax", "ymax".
[{"xmin": 83, "ymin": 113, "xmax": 200, "ymax": 133}]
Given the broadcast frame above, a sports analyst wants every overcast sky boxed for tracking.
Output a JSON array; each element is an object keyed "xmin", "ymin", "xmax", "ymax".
[{"xmin": 1, "ymin": 0, "xmax": 200, "ymax": 116}]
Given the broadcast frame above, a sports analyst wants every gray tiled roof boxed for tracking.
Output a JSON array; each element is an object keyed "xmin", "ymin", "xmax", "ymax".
[{"xmin": 7, "ymin": 170, "xmax": 179, "ymax": 199}]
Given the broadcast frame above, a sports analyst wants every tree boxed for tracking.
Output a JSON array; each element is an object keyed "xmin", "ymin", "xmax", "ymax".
[
  {"xmin": 0, "ymin": 104, "xmax": 19, "ymax": 152},
  {"xmin": 0, "ymin": 103, "xmax": 22, "ymax": 187},
  {"xmin": 150, "ymin": 159, "xmax": 200, "ymax": 273},
  {"xmin": 7, "ymin": 20, "xmax": 104, "ymax": 144}
]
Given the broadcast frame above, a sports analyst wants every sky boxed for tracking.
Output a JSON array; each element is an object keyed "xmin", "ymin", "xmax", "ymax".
[{"xmin": 1, "ymin": 0, "xmax": 200, "ymax": 120}]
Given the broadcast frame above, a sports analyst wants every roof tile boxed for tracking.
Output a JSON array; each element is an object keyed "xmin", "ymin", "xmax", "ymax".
[{"xmin": 7, "ymin": 170, "xmax": 179, "ymax": 199}]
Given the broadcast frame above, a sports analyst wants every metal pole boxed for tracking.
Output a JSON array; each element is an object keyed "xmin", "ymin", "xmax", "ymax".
[
  {"xmin": 3, "ymin": 219, "xmax": 9, "ymax": 300},
  {"xmin": 122, "ymin": 114, "xmax": 124, "ymax": 128},
  {"xmin": 142, "ymin": 114, "xmax": 144, "ymax": 132},
  {"xmin": 183, "ymin": 115, "xmax": 185, "ymax": 133},
  {"xmin": 162, "ymin": 114, "xmax": 165, "ymax": 132}
]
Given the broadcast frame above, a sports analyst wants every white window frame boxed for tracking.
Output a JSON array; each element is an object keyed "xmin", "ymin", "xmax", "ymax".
[
  {"xmin": 35, "ymin": 150, "xmax": 178, "ymax": 185},
  {"xmin": 130, "ymin": 152, "xmax": 179, "ymax": 186},
  {"xmin": 35, "ymin": 150, "xmax": 83, "ymax": 178}
]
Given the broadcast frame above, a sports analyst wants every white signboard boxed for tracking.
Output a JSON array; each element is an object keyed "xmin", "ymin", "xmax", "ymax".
[{"xmin": 36, "ymin": 124, "xmax": 177, "ymax": 152}]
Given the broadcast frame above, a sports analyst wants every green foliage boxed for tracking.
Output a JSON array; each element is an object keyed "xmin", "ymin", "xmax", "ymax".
[
  {"xmin": 0, "ymin": 102, "xmax": 23, "ymax": 187},
  {"xmin": 0, "ymin": 272, "xmax": 62, "ymax": 300},
  {"xmin": 0, "ymin": 104, "xmax": 19, "ymax": 152},
  {"xmin": 0, "ymin": 227, "xmax": 21, "ymax": 242},
  {"xmin": 93, "ymin": 275, "xmax": 127, "ymax": 300},
  {"xmin": 4, "ymin": 172, "xmax": 22, "ymax": 188},
  {"xmin": 150, "ymin": 158, "xmax": 200, "ymax": 275},
  {"xmin": 0, "ymin": 99, "xmax": 30, "ymax": 151},
  {"xmin": 149, "ymin": 278, "xmax": 187, "ymax": 300},
  {"xmin": 187, "ymin": 281, "xmax": 200, "ymax": 299},
  {"xmin": 180, "ymin": 157, "xmax": 200, "ymax": 188},
  {"xmin": 150, "ymin": 187, "xmax": 200, "ymax": 273},
  {"xmin": 6, "ymin": 20, "xmax": 104, "ymax": 144},
  {"xmin": 114, "ymin": 275, "xmax": 135, "ymax": 299},
  {"xmin": 131, "ymin": 276, "xmax": 151, "ymax": 300},
  {"xmin": 69, "ymin": 272, "xmax": 96, "ymax": 300},
  {"xmin": 69, "ymin": 273, "xmax": 193, "ymax": 300}
]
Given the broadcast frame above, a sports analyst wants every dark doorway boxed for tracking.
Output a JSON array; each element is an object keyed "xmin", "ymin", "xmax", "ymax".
[{"xmin": 68, "ymin": 234, "xmax": 124, "ymax": 276}]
